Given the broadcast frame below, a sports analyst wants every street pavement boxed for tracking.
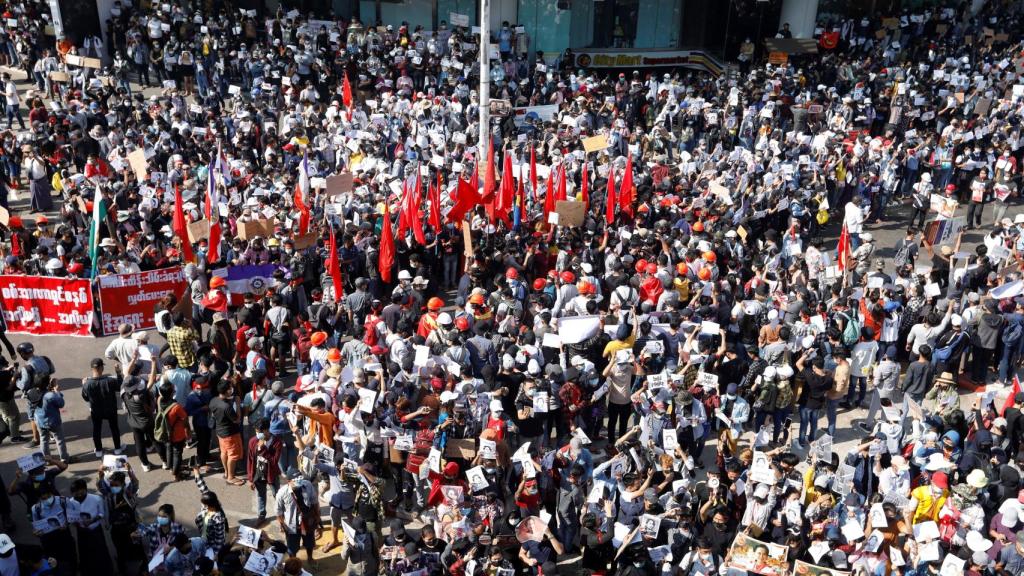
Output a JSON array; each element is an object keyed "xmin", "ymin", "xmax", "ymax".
[{"xmin": 1, "ymin": 66, "xmax": 1022, "ymax": 573}]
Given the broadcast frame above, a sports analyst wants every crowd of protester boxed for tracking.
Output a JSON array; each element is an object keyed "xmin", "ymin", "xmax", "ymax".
[{"xmin": 2, "ymin": 0, "xmax": 1024, "ymax": 575}]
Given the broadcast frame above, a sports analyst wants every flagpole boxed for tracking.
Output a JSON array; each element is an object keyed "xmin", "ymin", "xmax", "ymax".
[{"xmin": 478, "ymin": 0, "xmax": 490, "ymax": 161}]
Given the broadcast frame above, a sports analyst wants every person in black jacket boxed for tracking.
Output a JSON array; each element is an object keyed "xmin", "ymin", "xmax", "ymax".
[{"xmin": 81, "ymin": 357, "xmax": 123, "ymax": 459}]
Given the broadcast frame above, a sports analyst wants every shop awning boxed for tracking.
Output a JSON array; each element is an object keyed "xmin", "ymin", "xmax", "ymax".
[{"xmin": 763, "ymin": 38, "xmax": 818, "ymax": 55}]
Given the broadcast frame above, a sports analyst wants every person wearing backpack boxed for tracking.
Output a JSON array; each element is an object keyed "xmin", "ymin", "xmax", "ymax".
[
  {"xmin": 154, "ymin": 382, "xmax": 190, "ymax": 481},
  {"xmin": 16, "ymin": 342, "xmax": 54, "ymax": 449},
  {"xmin": 845, "ymin": 327, "xmax": 879, "ymax": 410},
  {"xmin": 121, "ymin": 354, "xmax": 159, "ymax": 472},
  {"xmin": 931, "ymin": 315, "xmax": 971, "ymax": 378},
  {"xmin": 0, "ymin": 357, "xmax": 24, "ymax": 443},
  {"xmin": 969, "ymin": 300, "xmax": 1004, "ymax": 386},
  {"xmin": 81, "ymin": 358, "xmax": 123, "ymax": 459},
  {"xmin": 32, "ymin": 377, "xmax": 69, "ymax": 463}
]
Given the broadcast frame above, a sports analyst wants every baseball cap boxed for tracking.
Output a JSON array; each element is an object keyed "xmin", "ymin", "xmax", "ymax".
[
  {"xmin": 0, "ymin": 534, "xmax": 13, "ymax": 554},
  {"xmin": 90, "ymin": 358, "xmax": 104, "ymax": 368}
]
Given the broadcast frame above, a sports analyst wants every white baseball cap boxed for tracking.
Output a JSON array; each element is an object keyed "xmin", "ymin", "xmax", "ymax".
[{"xmin": 0, "ymin": 534, "xmax": 13, "ymax": 554}]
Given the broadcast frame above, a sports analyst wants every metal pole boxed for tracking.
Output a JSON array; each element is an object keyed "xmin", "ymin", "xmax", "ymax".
[{"xmin": 478, "ymin": 0, "xmax": 490, "ymax": 158}]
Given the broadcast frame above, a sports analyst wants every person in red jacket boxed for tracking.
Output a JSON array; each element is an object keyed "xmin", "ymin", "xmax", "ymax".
[
  {"xmin": 246, "ymin": 419, "xmax": 282, "ymax": 525},
  {"xmin": 639, "ymin": 262, "xmax": 663, "ymax": 304},
  {"xmin": 83, "ymin": 153, "xmax": 111, "ymax": 183}
]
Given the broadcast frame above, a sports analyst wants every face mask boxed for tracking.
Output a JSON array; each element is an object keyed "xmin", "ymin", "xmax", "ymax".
[
  {"xmin": 157, "ymin": 516, "xmax": 170, "ymax": 526},
  {"xmin": 526, "ymin": 389, "xmax": 535, "ymax": 398},
  {"xmin": 111, "ymin": 486, "xmax": 123, "ymax": 495},
  {"xmin": 34, "ymin": 474, "xmax": 46, "ymax": 482},
  {"xmin": 256, "ymin": 432, "xmax": 266, "ymax": 441},
  {"xmin": 714, "ymin": 522, "xmax": 728, "ymax": 530},
  {"xmin": 43, "ymin": 496, "xmax": 55, "ymax": 506}
]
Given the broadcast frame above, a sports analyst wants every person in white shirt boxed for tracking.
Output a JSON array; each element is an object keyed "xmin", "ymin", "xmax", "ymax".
[
  {"xmin": 68, "ymin": 478, "xmax": 114, "ymax": 573},
  {"xmin": 2, "ymin": 73, "xmax": 23, "ymax": 130},
  {"xmin": 104, "ymin": 323, "xmax": 139, "ymax": 376},
  {"xmin": 843, "ymin": 196, "xmax": 865, "ymax": 249}
]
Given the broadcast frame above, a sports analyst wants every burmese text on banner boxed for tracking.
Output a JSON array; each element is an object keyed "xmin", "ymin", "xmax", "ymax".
[
  {"xmin": 0, "ymin": 275, "xmax": 94, "ymax": 336},
  {"xmin": 97, "ymin": 267, "xmax": 188, "ymax": 336}
]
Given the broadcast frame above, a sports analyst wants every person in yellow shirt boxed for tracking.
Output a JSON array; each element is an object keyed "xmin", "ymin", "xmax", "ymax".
[
  {"xmin": 602, "ymin": 316, "xmax": 638, "ymax": 361},
  {"xmin": 903, "ymin": 471, "xmax": 948, "ymax": 528}
]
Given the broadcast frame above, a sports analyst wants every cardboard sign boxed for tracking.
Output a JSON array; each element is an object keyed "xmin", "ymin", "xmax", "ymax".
[
  {"xmin": 0, "ymin": 205, "xmax": 7, "ymax": 226},
  {"xmin": 127, "ymin": 149, "xmax": 148, "ymax": 181},
  {"xmin": 462, "ymin": 223, "xmax": 474, "ymax": 258},
  {"xmin": 187, "ymin": 219, "xmax": 210, "ymax": 243},
  {"xmin": 974, "ymin": 97, "xmax": 992, "ymax": 116},
  {"xmin": 82, "ymin": 57, "xmax": 102, "ymax": 69},
  {"xmin": 238, "ymin": 219, "xmax": 273, "ymax": 240},
  {"xmin": 582, "ymin": 134, "xmax": 610, "ymax": 153},
  {"xmin": 326, "ymin": 172, "xmax": 354, "ymax": 196},
  {"xmin": 292, "ymin": 233, "xmax": 318, "ymax": 250},
  {"xmin": 48, "ymin": 71, "xmax": 70, "ymax": 82},
  {"xmin": 554, "ymin": 200, "xmax": 585, "ymax": 227},
  {"xmin": 445, "ymin": 438, "xmax": 476, "ymax": 459}
]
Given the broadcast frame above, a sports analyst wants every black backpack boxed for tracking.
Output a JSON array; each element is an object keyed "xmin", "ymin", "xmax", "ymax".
[{"xmin": 26, "ymin": 356, "xmax": 55, "ymax": 389}]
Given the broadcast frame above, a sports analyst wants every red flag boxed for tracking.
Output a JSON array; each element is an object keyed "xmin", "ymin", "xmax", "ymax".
[
  {"xmin": 482, "ymin": 138, "xmax": 496, "ymax": 202},
  {"xmin": 556, "ymin": 163, "xmax": 567, "ymax": 202},
  {"xmin": 342, "ymin": 73, "xmax": 354, "ymax": 120},
  {"xmin": 172, "ymin": 185, "xmax": 194, "ymax": 263},
  {"xmin": 619, "ymin": 156, "xmax": 634, "ymax": 217},
  {"xmin": 448, "ymin": 174, "xmax": 482, "ymax": 224},
  {"xmin": 580, "ymin": 162, "xmax": 589, "ymax": 209},
  {"xmin": 529, "ymin": 145, "xmax": 538, "ymax": 202},
  {"xmin": 293, "ymin": 183, "xmax": 310, "ymax": 234},
  {"xmin": 205, "ymin": 171, "xmax": 220, "ymax": 265},
  {"xmin": 397, "ymin": 177, "xmax": 412, "ymax": 237},
  {"xmin": 542, "ymin": 168, "xmax": 555, "ymax": 223},
  {"xmin": 428, "ymin": 172, "xmax": 442, "ymax": 232},
  {"xmin": 499, "ymin": 152, "xmax": 514, "ymax": 212},
  {"xmin": 412, "ymin": 173, "xmax": 426, "ymax": 245},
  {"xmin": 327, "ymin": 227, "xmax": 343, "ymax": 302},
  {"xmin": 837, "ymin": 224, "xmax": 852, "ymax": 272},
  {"xmin": 1002, "ymin": 375, "xmax": 1021, "ymax": 416},
  {"xmin": 605, "ymin": 166, "xmax": 616, "ymax": 225},
  {"xmin": 379, "ymin": 203, "xmax": 395, "ymax": 283}
]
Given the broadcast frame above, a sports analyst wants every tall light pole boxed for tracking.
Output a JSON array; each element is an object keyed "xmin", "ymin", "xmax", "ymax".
[{"xmin": 478, "ymin": 0, "xmax": 490, "ymax": 158}]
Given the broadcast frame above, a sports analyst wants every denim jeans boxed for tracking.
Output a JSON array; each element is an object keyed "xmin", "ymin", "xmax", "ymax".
[
  {"xmin": 846, "ymin": 377, "xmax": 867, "ymax": 407},
  {"xmin": 825, "ymin": 399, "xmax": 841, "ymax": 438},
  {"xmin": 998, "ymin": 340, "xmax": 1020, "ymax": 382},
  {"xmin": 771, "ymin": 408, "xmax": 791, "ymax": 444},
  {"xmin": 40, "ymin": 425, "xmax": 69, "ymax": 461},
  {"xmin": 798, "ymin": 406, "xmax": 820, "ymax": 443},
  {"xmin": 254, "ymin": 479, "xmax": 276, "ymax": 519}
]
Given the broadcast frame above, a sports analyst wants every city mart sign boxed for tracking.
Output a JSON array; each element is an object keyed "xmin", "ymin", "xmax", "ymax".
[{"xmin": 574, "ymin": 50, "xmax": 724, "ymax": 75}]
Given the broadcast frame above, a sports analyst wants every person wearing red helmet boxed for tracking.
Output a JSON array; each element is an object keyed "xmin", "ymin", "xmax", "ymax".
[
  {"xmin": 417, "ymin": 297, "xmax": 446, "ymax": 338},
  {"xmin": 553, "ymin": 270, "xmax": 579, "ymax": 317},
  {"xmin": 639, "ymin": 264, "xmax": 664, "ymax": 305},
  {"xmin": 202, "ymin": 275, "xmax": 229, "ymax": 315},
  {"xmin": 505, "ymin": 267, "xmax": 527, "ymax": 303}
]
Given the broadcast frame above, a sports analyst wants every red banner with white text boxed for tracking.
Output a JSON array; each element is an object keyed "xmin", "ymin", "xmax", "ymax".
[
  {"xmin": 0, "ymin": 275, "xmax": 94, "ymax": 336},
  {"xmin": 96, "ymin": 267, "xmax": 187, "ymax": 336}
]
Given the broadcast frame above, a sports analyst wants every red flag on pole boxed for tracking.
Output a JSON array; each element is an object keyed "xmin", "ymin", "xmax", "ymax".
[
  {"xmin": 482, "ymin": 138, "xmax": 496, "ymax": 202},
  {"xmin": 543, "ymin": 168, "xmax": 555, "ymax": 223},
  {"xmin": 605, "ymin": 166, "xmax": 616, "ymax": 225},
  {"xmin": 580, "ymin": 162, "xmax": 589, "ymax": 209},
  {"xmin": 412, "ymin": 173, "xmax": 426, "ymax": 245},
  {"xmin": 1002, "ymin": 375, "xmax": 1021, "ymax": 416},
  {"xmin": 556, "ymin": 163, "xmax": 567, "ymax": 203},
  {"xmin": 379, "ymin": 203, "xmax": 395, "ymax": 283},
  {"xmin": 205, "ymin": 165, "xmax": 221, "ymax": 264},
  {"xmin": 342, "ymin": 73, "xmax": 354, "ymax": 120},
  {"xmin": 837, "ymin": 224, "xmax": 852, "ymax": 271},
  {"xmin": 172, "ymin": 184, "xmax": 194, "ymax": 263},
  {"xmin": 293, "ymin": 183, "xmax": 310, "ymax": 234},
  {"xmin": 428, "ymin": 172, "xmax": 442, "ymax": 233},
  {"xmin": 619, "ymin": 156, "xmax": 634, "ymax": 217},
  {"xmin": 529, "ymin": 145, "xmax": 538, "ymax": 202},
  {"xmin": 327, "ymin": 227, "xmax": 343, "ymax": 302},
  {"xmin": 499, "ymin": 152, "xmax": 514, "ymax": 212}
]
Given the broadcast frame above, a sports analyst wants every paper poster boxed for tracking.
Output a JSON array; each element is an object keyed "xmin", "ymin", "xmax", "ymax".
[
  {"xmin": 17, "ymin": 452, "xmax": 46, "ymax": 472},
  {"xmin": 792, "ymin": 560, "xmax": 852, "ymax": 576},
  {"xmin": 750, "ymin": 451, "xmax": 776, "ymax": 485},
  {"xmin": 582, "ymin": 134, "xmax": 610, "ymax": 153},
  {"xmin": 726, "ymin": 534, "xmax": 789, "ymax": 576},
  {"xmin": 236, "ymin": 525, "xmax": 261, "ymax": 548},
  {"xmin": 639, "ymin": 514, "xmax": 662, "ymax": 538},
  {"xmin": 466, "ymin": 466, "xmax": 489, "ymax": 492},
  {"xmin": 128, "ymin": 149, "xmax": 148, "ymax": 181}
]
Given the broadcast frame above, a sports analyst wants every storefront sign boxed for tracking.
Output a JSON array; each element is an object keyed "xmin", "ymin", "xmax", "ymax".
[
  {"xmin": 574, "ymin": 50, "xmax": 724, "ymax": 75},
  {"xmin": 0, "ymin": 275, "xmax": 94, "ymax": 336},
  {"xmin": 96, "ymin": 267, "xmax": 188, "ymax": 336}
]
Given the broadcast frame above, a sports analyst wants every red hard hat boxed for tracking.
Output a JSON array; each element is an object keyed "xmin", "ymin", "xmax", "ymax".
[
  {"xmin": 635, "ymin": 259, "xmax": 648, "ymax": 274},
  {"xmin": 676, "ymin": 262, "xmax": 688, "ymax": 275},
  {"xmin": 703, "ymin": 251, "xmax": 717, "ymax": 263},
  {"xmin": 505, "ymin": 267, "xmax": 518, "ymax": 279},
  {"xmin": 427, "ymin": 297, "xmax": 445, "ymax": 310},
  {"xmin": 560, "ymin": 270, "xmax": 575, "ymax": 284},
  {"xmin": 579, "ymin": 281, "xmax": 595, "ymax": 295},
  {"xmin": 209, "ymin": 276, "xmax": 226, "ymax": 289},
  {"xmin": 455, "ymin": 316, "xmax": 470, "ymax": 331},
  {"xmin": 645, "ymin": 263, "xmax": 658, "ymax": 275},
  {"xmin": 692, "ymin": 221, "xmax": 705, "ymax": 232},
  {"xmin": 532, "ymin": 278, "xmax": 547, "ymax": 291},
  {"xmin": 698, "ymin": 267, "xmax": 712, "ymax": 281}
]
